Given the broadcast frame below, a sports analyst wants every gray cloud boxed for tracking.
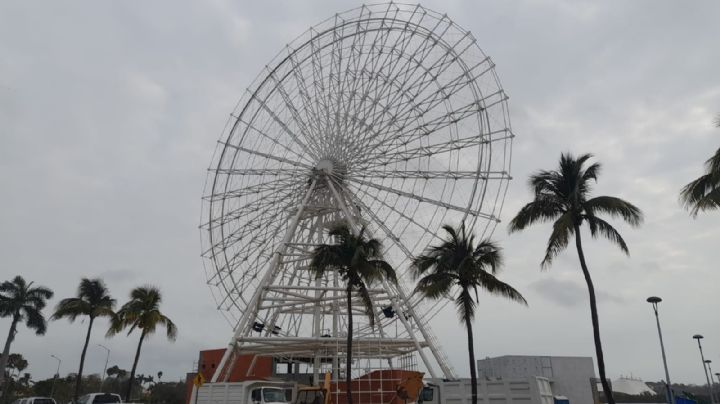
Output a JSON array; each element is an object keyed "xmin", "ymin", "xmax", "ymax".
[{"xmin": 530, "ymin": 278, "xmax": 627, "ymax": 308}]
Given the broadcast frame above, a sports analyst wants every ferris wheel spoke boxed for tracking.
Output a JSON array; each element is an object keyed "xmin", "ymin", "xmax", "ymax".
[
  {"xmin": 208, "ymin": 186, "xmax": 298, "ymax": 231},
  {"xmin": 307, "ymin": 27, "xmax": 333, "ymax": 146},
  {"xmin": 219, "ymin": 141, "xmax": 314, "ymax": 171},
  {"xmin": 347, "ymin": 184, "xmax": 444, "ymax": 245},
  {"xmin": 337, "ymin": 184, "xmax": 422, "ymax": 281},
  {"xmin": 211, "ymin": 168, "xmax": 307, "ymax": 178},
  {"xmin": 286, "ymin": 51, "xmax": 326, "ymax": 145},
  {"xmin": 351, "ymin": 17, "xmax": 462, "ymax": 146},
  {"xmin": 264, "ymin": 69, "xmax": 324, "ymax": 156},
  {"xmin": 346, "ymin": 177, "xmax": 497, "ymax": 221},
  {"xmin": 350, "ymin": 97, "xmax": 481, "ymax": 163},
  {"xmin": 356, "ymin": 106, "xmax": 507, "ymax": 168},
  {"xmin": 335, "ymin": 6, "xmax": 386, "ymax": 141},
  {"xmin": 253, "ymin": 96, "xmax": 320, "ymax": 161},
  {"xmin": 348, "ymin": 23, "xmax": 435, "ymax": 146},
  {"xmin": 204, "ymin": 178, "xmax": 297, "ymax": 204},
  {"xmin": 346, "ymin": 170, "xmax": 510, "ymax": 181},
  {"xmin": 230, "ymin": 115, "xmax": 314, "ymax": 166},
  {"xmin": 359, "ymin": 54, "xmax": 497, "ymax": 154},
  {"xmin": 351, "ymin": 30, "xmax": 461, "ymax": 148}
]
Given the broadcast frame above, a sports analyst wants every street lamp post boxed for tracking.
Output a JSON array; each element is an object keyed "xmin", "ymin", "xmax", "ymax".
[
  {"xmin": 647, "ymin": 296, "xmax": 674, "ymax": 404},
  {"xmin": 50, "ymin": 354, "xmax": 62, "ymax": 399},
  {"xmin": 98, "ymin": 344, "xmax": 110, "ymax": 392},
  {"xmin": 706, "ymin": 361, "xmax": 717, "ymax": 403},
  {"xmin": 693, "ymin": 335, "xmax": 715, "ymax": 404}
]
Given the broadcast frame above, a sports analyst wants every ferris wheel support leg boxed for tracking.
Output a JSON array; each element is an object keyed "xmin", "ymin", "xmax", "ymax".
[
  {"xmin": 335, "ymin": 181, "xmax": 457, "ymax": 379},
  {"xmin": 212, "ymin": 179, "xmax": 318, "ymax": 383},
  {"xmin": 312, "ymin": 275, "xmax": 322, "ymax": 382},
  {"xmin": 325, "ymin": 179, "xmax": 438, "ymax": 379}
]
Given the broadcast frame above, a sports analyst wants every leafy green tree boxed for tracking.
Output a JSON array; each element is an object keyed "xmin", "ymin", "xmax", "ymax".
[
  {"xmin": 413, "ymin": 224, "xmax": 526, "ymax": 404},
  {"xmin": 7, "ymin": 353, "xmax": 28, "ymax": 377},
  {"xmin": 680, "ymin": 118, "xmax": 720, "ymax": 216},
  {"xmin": 150, "ymin": 381, "xmax": 186, "ymax": 404},
  {"xmin": 53, "ymin": 278, "xmax": 116, "ymax": 401},
  {"xmin": 309, "ymin": 224, "xmax": 397, "ymax": 404},
  {"xmin": 508, "ymin": 152, "xmax": 643, "ymax": 404},
  {"xmin": 0, "ymin": 276, "xmax": 53, "ymax": 387},
  {"xmin": 108, "ymin": 286, "xmax": 177, "ymax": 402}
]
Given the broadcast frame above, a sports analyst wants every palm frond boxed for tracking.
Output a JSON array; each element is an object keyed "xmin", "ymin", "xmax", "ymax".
[
  {"xmin": 508, "ymin": 196, "xmax": 564, "ymax": 233},
  {"xmin": 472, "ymin": 239, "xmax": 503, "ymax": 274},
  {"xmin": 454, "ymin": 288, "xmax": 476, "ymax": 324},
  {"xmin": 680, "ymin": 173, "xmax": 720, "ymax": 216},
  {"xmin": 52, "ymin": 298, "xmax": 92, "ymax": 321},
  {"xmin": 24, "ymin": 306, "xmax": 48, "ymax": 335},
  {"xmin": 414, "ymin": 272, "xmax": 455, "ymax": 299},
  {"xmin": 582, "ymin": 162, "xmax": 601, "ymax": 183},
  {"xmin": 355, "ymin": 282, "xmax": 376, "ymax": 328},
  {"xmin": 585, "ymin": 215, "xmax": 630, "ymax": 255},
  {"xmin": 159, "ymin": 315, "xmax": 178, "ymax": 341},
  {"xmin": 584, "ymin": 196, "xmax": 643, "ymax": 226},
  {"xmin": 541, "ymin": 211, "xmax": 575, "ymax": 268},
  {"xmin": 475, "ymin": 270, "xmax": 528, "ymax": 306}
]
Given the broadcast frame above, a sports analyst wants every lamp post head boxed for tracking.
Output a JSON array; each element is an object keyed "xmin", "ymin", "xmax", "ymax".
[
  {"xmin": 647, "ymin": 296, "xmax": 662, "ymax": 303},
  {"xmin": 706, "ymin": 360, "xmax": 712, "ymax": 364},
  {"xmin": 694, "ymin": 334, "xmax": 704, "ymax": 340}
]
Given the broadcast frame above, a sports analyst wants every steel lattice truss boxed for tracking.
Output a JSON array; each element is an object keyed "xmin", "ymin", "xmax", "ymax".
[{"xmin": 200, "ymin": 3, "xmax": 513, "ymax": 382}]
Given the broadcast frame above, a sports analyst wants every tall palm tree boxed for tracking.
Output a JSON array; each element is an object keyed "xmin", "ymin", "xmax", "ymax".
[
  {"xmin": 107, "ymin": 286, "xmax": 177, "ymax": 402},
  {"xmin": 308, "ymin": 224, "xmax": 397, "ymax": 404},
  {"xmin": 53, "ymin": 278, "xmax": 116, "ymax": 401},
  {"xmin": 0, "ymin": 276, "xmax": 54, "ymax": 387},
  {"xmin": 412, "ymin": 224, "xmax": 526, "ymax": 404},
  {"xmin": 508, "ymin": 152, "xmax": 643, "ymax": 404},
  {"xmin": 680, "ymin": 118, "xmax": 720, "ymax": 216}
]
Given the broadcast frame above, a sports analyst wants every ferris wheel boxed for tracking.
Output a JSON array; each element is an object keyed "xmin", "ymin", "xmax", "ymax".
[{"xmin": 201, "ymin": 3, "xmax": 513, "ymax": 382}]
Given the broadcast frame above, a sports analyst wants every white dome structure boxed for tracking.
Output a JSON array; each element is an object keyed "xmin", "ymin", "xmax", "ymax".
[{"xmin": 612, "ymin": 376, "xmax": 657, "ymax": 395}]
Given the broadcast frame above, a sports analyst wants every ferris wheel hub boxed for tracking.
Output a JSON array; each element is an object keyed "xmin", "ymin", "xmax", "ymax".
[{"xmin": 315, "ymin": 159, "xmax": 335, "ymax": 174}]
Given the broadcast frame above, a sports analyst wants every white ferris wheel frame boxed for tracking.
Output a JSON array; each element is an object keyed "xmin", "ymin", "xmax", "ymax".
[{"xmin": 200, "ymin": 2, "xmax": 514, "ymax": 382}]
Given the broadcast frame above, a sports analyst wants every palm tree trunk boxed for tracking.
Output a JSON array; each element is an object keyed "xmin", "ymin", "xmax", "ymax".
[
  {"xmin": 346, "ymin": 287, "xmax": 354, "ymax": 404},
  {"xmin": 574, "ymin": 224, "xmax": 615, "ymax": 404},
  {"xmin": 465, "ymin": 311, "xmax": 478, "ymax": 404},
  {"xmin": 74, "ymin": 316, "xmax": 95, "ymax": 401},
  {"xmin": 0, "ymin": 314, "xmax": 19, "ymax": 386},
  {"xmin": 126, "ymin": 329, "xmax": 147, "ymax": 402}
]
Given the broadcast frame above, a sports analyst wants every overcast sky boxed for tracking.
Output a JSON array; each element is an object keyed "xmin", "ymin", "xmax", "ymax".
[{"xmin": 1, "ymin": 0, "xmax": 719, "ymax": 387}]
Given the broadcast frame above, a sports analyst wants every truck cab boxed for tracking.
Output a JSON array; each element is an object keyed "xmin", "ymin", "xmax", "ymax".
[
  {"xmin": 292, "ymin": 372, "xmax": 331, "ymax": 404},
  {"xmin": 250, "ymin": 387, "xmax": 290, "ymax": 404}
]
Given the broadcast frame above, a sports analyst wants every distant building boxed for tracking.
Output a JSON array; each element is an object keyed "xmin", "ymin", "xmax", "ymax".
[
  {"xmin": 477, "ymin": 355, "xmax": 597, "ymax": 404},
  {"xmin": 610, "ymin": 376, "xmax": 656, "ymax": 396}
]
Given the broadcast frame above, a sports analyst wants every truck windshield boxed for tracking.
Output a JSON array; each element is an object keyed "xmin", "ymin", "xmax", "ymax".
[
  {"xmin": 93, "ymin": 395, "xmax": 121, "ymax": 404},
  {"xmin": 263, "ymin": 388, "xmax": 287, "ymax": 403},
  {"xmin": 296, "ymin": 391, "xmax": 324, "ymax": 404}
]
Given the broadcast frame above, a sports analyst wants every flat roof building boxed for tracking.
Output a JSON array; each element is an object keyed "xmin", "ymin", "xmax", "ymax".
[{"xmin": 477, "ymin": 355, "xmax": 597, "ymax": 404}]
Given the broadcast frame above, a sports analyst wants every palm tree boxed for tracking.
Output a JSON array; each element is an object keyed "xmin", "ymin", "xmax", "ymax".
[
  {"xmin": 308, "ymin": 224, "xmax": 397, "ymax": 404},
  {"xmin": 107, "ymin": 286, "xmax": 177, "ymax": 402},
  {"xmin": 680, "ymin": 118, "xmax": 720, "ymax": 216},
  {"xmin": 53, "ymin": 278, "xmax": 116, "ymax": 401},
  {"xmin": 412, "ymin": 224, "xmax": 526, "ymax": 404},
  {"xmin": 508, "ymin": 152, "xmax": 643, "ymax": 404},
  {"xmin": 0, "ymin": 276, "xmax": 53, "ymax": 387}
]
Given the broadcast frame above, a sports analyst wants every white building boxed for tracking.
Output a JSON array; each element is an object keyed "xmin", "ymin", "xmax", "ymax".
[
  {"xmin": 477, "ymin": 355, "xmax": 597, "ymax": 404},
  {"xmin": 611, "ymin": 376, "xmax": 656, "ymax": 396}
]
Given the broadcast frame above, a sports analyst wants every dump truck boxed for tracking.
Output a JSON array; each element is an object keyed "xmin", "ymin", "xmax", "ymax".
[{"xmin": 195, "ymin": 380, "xmax": 296, "ymax": 404}]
